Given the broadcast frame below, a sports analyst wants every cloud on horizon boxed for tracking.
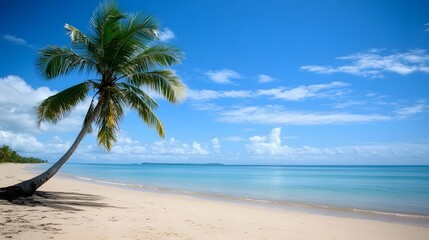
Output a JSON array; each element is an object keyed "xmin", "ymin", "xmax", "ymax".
[{"xmin": 246, "ymin": 127, "xmax": 429, "ymax": 163}]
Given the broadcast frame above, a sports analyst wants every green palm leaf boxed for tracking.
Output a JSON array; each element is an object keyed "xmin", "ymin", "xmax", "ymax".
[
  {"xmin": 109, "ymin": 13, "xmax": 158, "ymax": 70},
  {"xmin": 95, "ymin": 86, "xmax": 125, "ymax": 150},
  {"xmin": 118, "ymin": 83, "xmax": 159, "ymax": 109},
  {"xmin": 128, "ymin": 70, "xmax": 186, "ymax": 103},
  {"xmin": 36, "ymin": 81, "xmax": 90, "ymax": 126},
  {"xmin": 37, "ymin": 46, "xmax": 95, "ymax": 79},
  {"xmin": 121, "ymin": 45, "xmax": 182, "ymax": 74},
  {"xmin": 65, "ymin": 23, "xmax": 90, "ymax": 45},
  {"xmin": 121, "ymin": 84, "xmax": 165, "ymax": 138}
]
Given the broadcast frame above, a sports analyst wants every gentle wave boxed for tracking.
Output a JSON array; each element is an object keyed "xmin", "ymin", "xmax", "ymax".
[{"xmin": 72, "ymin": 174, "xmax": 429, "ymax": 224}]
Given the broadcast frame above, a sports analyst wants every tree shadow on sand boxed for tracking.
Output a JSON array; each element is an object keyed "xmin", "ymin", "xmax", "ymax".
[{"xmin": 2, "ymin": 191, "xmax": 115, "ymax": 211}]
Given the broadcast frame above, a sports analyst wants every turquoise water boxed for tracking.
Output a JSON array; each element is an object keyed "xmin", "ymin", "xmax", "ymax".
[{"xmin": 35, "ymin": 164, "xmax": 429, "ymax": 217}]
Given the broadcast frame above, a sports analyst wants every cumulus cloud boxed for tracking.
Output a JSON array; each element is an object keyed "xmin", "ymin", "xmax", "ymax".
[
  {"xmin": 0, "ymin": 130, "xmax": 44, "ymax": 153},
  {"xmin": 206, "ymin": 69, "xmax": 242, "ymax": 84},
  {"xmin": 155, "ymin": 27, "xmax": 176, "ymax": 42},
  {"xmin": 257, "ymin": 74, "xmax": 275, "ymax": 83},
  {"xmin": 247, "ymin": 128, "xmax": 291, "ymax": 154},
  {"xmin": 0, "ymin": 75, "xmax": 55, "ymax": 133},
  {"xmin": 3, "ymin": 34, "xmax": 34, "ymax": 49},
  {"xmin": 211, "ymin": 138, "xmax": 220, "ymax": 153},
  {"xmin": 151, "ymin": 138, "xmax": 209, "ymax": 156},
  {"xmin": 0, "ymin": 130, "xmax": 78, "ymax": 160},
  {"xmin": 0, "ymin": 75, "xmax": 89, "ymax": 134},
  {"xmin": 219, "ymin": 105, "xmax": 392, "ymax": 125},
  {"xmin": 187, "ymin": 82, "xmax": 348, "ymax": 101},
  {"xmin": 301, "ymin": 49, "xmax": 429, "ymax": 78},
  {"xmin": 246, "ymin": 128, "xmax": 429, "ymax": 163}
]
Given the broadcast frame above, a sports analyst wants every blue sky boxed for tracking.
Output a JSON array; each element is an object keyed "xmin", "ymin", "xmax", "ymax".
[{"xmin": 1, "ymin": 0, "xmax": 429, "ymax": 164}]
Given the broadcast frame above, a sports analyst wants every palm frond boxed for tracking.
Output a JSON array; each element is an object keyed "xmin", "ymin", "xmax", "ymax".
[
  {"xmin": 109, "ymin": 13, "xmax": 158, "ymax": 70},
  {"xmin": 88, "ymin": 1, "xmax": 124, "ymax": 68},
  {"xmin": 95, "ymin": 86, "xmax": 125, "ymax": 151},
  {"xmin": 65, "ymin": 24, "xmax": 90, "ymax": 44},
  {"xmin": 121, "ymin": 84, "xmax": 164, "ymax": 138},
  {"xmin": 127, "ymin": 70, "xmax": 186, "ymax": 103},
  {"xmin": 89, "ymin": 1, "xmax": 124, "ymax": 42},
  {"xmin": 36, "ymin": 46, "xmax": 95, "ymax": 79},
  {"xmin": 64, "ymin": 23, "xmax": 99, "ymax": 62},
  {"xmin": 121, "ymin": 45, "xmax": 182, "ymax": 74},
  {"xmin": 117, "ymin": 83, "xmax": 159, "ymax": 109},
  {"xmin": 36, "ymin": 81, "xmax": 90, "ymax": 126}
]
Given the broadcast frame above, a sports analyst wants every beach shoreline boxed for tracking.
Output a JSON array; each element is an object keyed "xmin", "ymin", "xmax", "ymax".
[
  {"xmin": 53, "ymin": 167, "xmax": 429, "ymax": 228},
  {"xmin": 1, "ymin": 163, "xmax": 429, "ymax": 240}
]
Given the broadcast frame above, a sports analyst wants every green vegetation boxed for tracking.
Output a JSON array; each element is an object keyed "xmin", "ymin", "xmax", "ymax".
[{"xmin": 0, "ymin": 145, "xmax": 47, "ymax": 164}]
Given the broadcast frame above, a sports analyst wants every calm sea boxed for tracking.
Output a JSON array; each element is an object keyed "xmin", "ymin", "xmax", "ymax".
[{"xmin": 33, "ymin": 164, "xmax": 429, "ymax": 222}]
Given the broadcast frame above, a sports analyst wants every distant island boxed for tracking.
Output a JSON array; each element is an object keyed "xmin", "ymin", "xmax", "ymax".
[
  {"xmin": 140, "ymin": 162, "xmax": 225, "ymax": 166},
  {"xmin": 0, "ymin": 145, "xmax": 47, "ymax": 164}
]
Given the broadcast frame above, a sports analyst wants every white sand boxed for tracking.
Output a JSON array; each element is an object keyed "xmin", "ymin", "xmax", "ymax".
[{"xmin": 1, "ymin": 163, "xmax": 428, "ymax": 240}]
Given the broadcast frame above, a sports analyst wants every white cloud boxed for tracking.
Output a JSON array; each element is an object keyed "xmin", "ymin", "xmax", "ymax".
[
  {"xmin": 424, "ymin": 23, "xmax": 429, "ymax": 32},
  {"xmin": 189, "ymin": 102, "xmax": 224, "ymax": 111},
  {"xmin": 0, "ymin": 127, "xmax": 214, "ymax": 162},
  {"xmin": 246, "ymin": 128, "xmax": 429, "ymax": 163},
  {"xmin": 257, "ymin": 81, "xmax": 348, "ymax": 101},
  {"xmin": 395, "ymin": 104, "xmax": 426, "ymax": 117},
  {"xmin": 332, "ymin": 100, "xmax": 364, "ymax": 109},
  {"xmin": 155, "ymin": 28, "xmax": 176, "ymax": 42},
  {"xmin": 0, "ymin": 75, "xmax": 53, "ymax": 133},
  {"xmin": 0, "ymin": 130, "xmax": 76, "ymax": 159},
  {"xmin": 0, "ymin": 75, "xmax": 89, "ymax": 134},
  {"xmin": 211, "ymin": 138, "xmax": 220, "ymax": 153},
  {"xmin": 102, "ymin": 136, "xmax": 213, "ymax": 162},
  {"xmin": 187, "ymin": 89, "xmax": 252, "ymax": 101},
  {"xmin": 246, "ymin": 128, "xmax": 291, "ymax": 154},
  {"xmin": 219, "ymin": 105, "xmax": 392, "ymax": 125},
  {"xmin": 257, "ymin": 74, "xmax": 275, "ymax": 83},
  {"xmin": 151, "ymin": 138, "xmax": 209, "ymax": 156},
  {"xmin": 222, "ymin": 136, "xmax": 245, "ymax": 141},
  {"xmin": 301, "ymin": 49, "xmax": 429, "ymax": 78},
  {"xmin": 3, "ymin": 34, "xmax": 34, "ymax": 48},
  {"xmin": 187, "ymin": 81, "xmax": 348, "ymax": 101},
  {"xmin": 0, "ymin": 130, "xmax": 44, "ymax": 153},
  {"xmin": 206, "ymin": 69, "xmax": 242, "ymax": 84}
]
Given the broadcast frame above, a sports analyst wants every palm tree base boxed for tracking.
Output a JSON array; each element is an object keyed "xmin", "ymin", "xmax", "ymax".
[{"xmin": 0, "ymin": 184, "xmax": 34, "ymax": 200}]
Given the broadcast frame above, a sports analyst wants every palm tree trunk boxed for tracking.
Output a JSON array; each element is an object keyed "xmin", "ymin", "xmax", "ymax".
[{"xmin": 0, "ymin": 102, "xmax": 101, "ymax": 200}]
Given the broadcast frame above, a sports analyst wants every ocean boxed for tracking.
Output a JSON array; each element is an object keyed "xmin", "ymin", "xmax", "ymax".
[{"xmin": 33, "ymin": 163, "xmax": 429, "ymax": 223}]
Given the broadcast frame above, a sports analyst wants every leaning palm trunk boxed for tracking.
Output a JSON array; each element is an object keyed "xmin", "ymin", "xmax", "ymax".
[{"xmin": 0, "ymin": 103, "xmax": 101, "ymax": 200}]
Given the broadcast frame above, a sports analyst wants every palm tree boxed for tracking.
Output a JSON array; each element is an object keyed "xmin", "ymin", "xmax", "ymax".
[{"xmin": 0, "ymin": 1, "xmax": 185, "ymax": 199}]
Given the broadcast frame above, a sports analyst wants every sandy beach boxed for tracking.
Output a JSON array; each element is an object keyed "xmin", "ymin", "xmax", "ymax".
[{"xmin": 0, "ymin": 164, "xmax": 428, "ymax": 240}]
